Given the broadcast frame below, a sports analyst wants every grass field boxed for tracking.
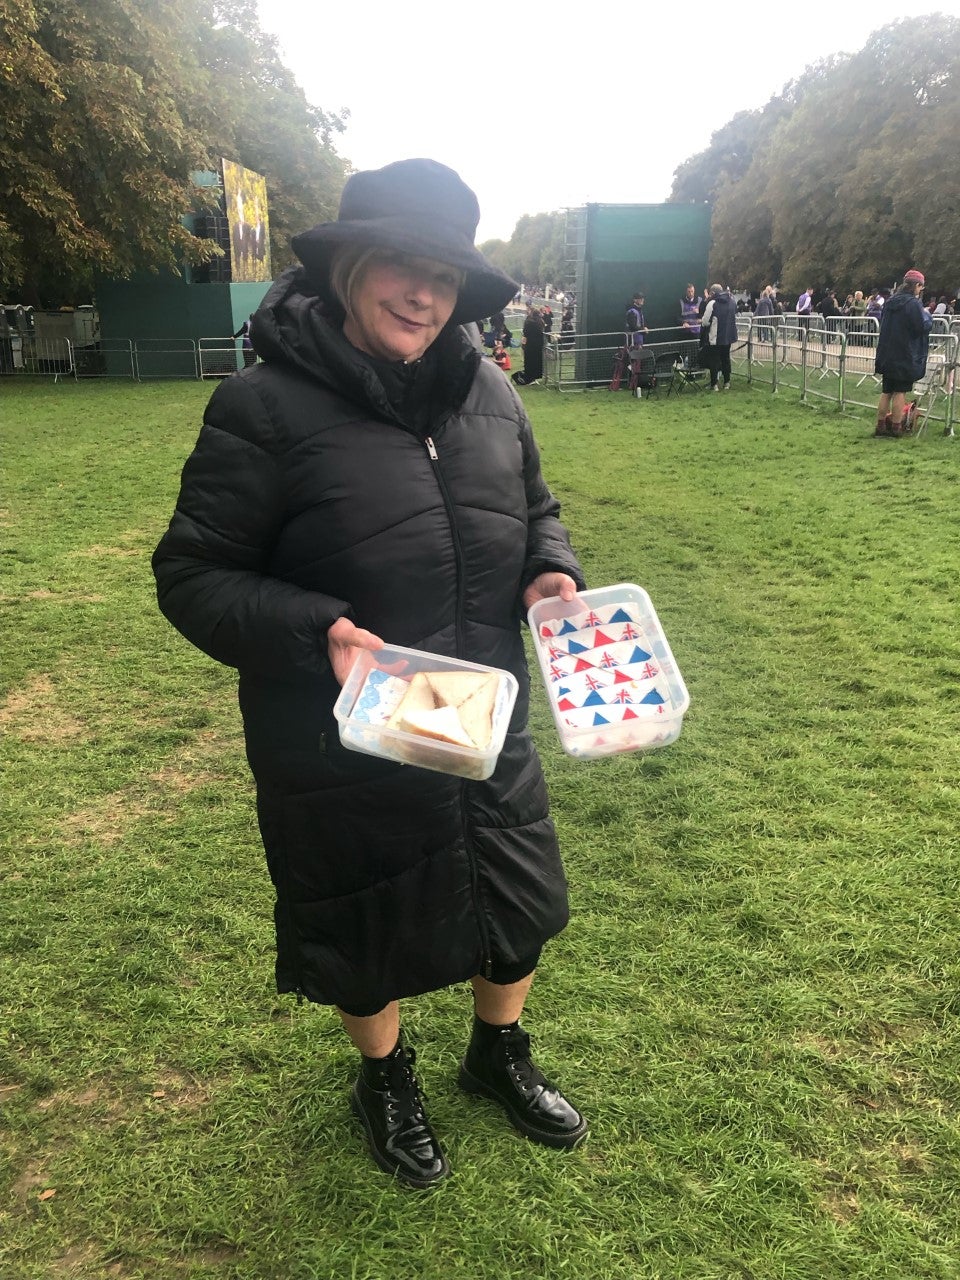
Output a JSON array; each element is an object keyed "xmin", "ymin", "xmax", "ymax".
[{"xmin": 2, "ymin": 378, "xmax": 959, "ymax": 1280}]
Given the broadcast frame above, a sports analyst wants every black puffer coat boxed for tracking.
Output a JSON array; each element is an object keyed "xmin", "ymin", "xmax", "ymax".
[{"xmin": 152, "ymin": 269, "xmax": 585, "ymax": 1012}]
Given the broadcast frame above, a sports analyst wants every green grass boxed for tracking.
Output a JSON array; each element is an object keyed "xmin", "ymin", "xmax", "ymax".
[{"xmin": 2, "ymin": 379, "xmax": 959, "ymax": 1280}]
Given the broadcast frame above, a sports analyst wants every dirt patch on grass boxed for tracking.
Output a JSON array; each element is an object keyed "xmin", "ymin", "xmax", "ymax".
[
  {"xmin": 35, "ymin": 1081, "xmax": 128, "ymax": 1120},
  {"xmin": 72, "ymin": 544, "xmax": 143, "ymax": 559},
  {"xmin": 57, "ymin": 723, "xmax": 237, "ymax": 846},
  {"xmin": 892, "ymin": 1142, "xmax": 932, "ymax": 1174},
  {"xmin": 11, "ymin": 1160, "xmax": 52, "ymax": 1200},
  {"xmin": 22, "ymin": 590, "xmax": 107, "ymax": 603},
  {"xmin": 148, "ymin": 764, "xmax": 225, "ymax": 793},
  {"xmin": 60, "ymin": 792, "xmax": 153, "ymax": 847},
  {"xmin": 0, "ymin": 673, "xmax": 84, "ymax": 742},
  {"xmin": 149, "ymin": 1069, "xmax": 212, "ymax": 1110},
  {"xmin": 51, "ymin": 1244, "xmax": 102, "ymax": 1275},
  {"xmin": 822, "ymin": 1185, "xmax": 861, "ymax": 1222}
]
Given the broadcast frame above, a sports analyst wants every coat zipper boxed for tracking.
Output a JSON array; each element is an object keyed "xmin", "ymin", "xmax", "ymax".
[
  {"xmin": 424, "ymin": 433, "xmax": 492, "ymax": 978},
  {"xmin": 424, "ymin": 435, "xmax": 465, "ymax": 656}
]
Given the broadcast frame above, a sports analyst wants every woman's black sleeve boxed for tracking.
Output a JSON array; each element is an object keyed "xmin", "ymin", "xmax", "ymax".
[{"xmin": 152, "ymin": 375, "xmax": 352, "ymax": 677}]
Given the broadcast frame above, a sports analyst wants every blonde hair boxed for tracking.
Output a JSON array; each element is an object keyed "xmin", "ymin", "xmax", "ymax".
[
  {"xmin": 329, "ymin": 245, "xmax": 466, "ymax": 321},
  {"xmin": 329, "ymin": 245, "xmax": 381, "ymax": 319}
]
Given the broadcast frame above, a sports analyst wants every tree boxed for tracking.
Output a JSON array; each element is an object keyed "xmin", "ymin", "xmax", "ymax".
[
  {"xmin": 670, "ymin": 105, "xmax": 787, "ymax": 207},
  {"xmin": 0, "ymin": 0, "xmax": 348, "ymax": 305},
  {"xmin": 0, "ymin": 0, "xmax": 214, "ymax": 303},
  {"xmin": 483, "ymin": 211, "xmax": 566, "ymax": 287},
  {"xmin": 200, "ymin": 2, "xmax": 348, "ymax": 273},
  {"xmin": 675, "ymin": 15, "xmax": 960, "ymax": 295},
  {"xmin": 708, "ymin": 176, "xmax": 780, "ymax": 291}
]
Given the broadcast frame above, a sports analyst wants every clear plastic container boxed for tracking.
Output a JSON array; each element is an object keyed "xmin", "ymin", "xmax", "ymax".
[
  {"xmin": 527, "ymin": 583, "xmax": 689, "ymax": 759},
  {"xmin": 333, "ymin": 644, "xmax": 519, "ymax": 780}
]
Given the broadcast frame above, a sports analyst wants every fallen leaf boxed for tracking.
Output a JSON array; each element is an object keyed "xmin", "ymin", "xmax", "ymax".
[
  {"xmin": 38, "ymin": 1188, "xmax": 57, "ymax": 1201},
  {"xmin": 151, "ymin": 1090, "xmax": 166, "ymax": 1099}
]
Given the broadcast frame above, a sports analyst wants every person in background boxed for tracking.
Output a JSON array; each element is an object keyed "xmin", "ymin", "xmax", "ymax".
[
  {"xmin": 819, "ymin": 288, "xmax": 840, "ymax": 343},
  {"xmin": 487, "ymin": 311, "xmax": 513, "ymax": 348},
  {"xmin": 512, "ymin": 300, "xmax": 545, "ymax": 385},
  {"xmin": 873, "ymin": 268, "xmax": 932, "ymax": 437},
  {"xmin": 625, "ymin": 292, "xmax": 648, "ymax": 347},
  {"xmin": 847, "ymin": 289, "xmax": 867, "ymax": 344},
  {"xmin": 680, "ymin": 284, "xmax": 701, "ymax": 335},
  {"xmin": 492, "ymin": 337, "xmax": 511, "ymax": 370},
  {"xmin": 796, "ymin": 285, "xmax": 813, "ymax": 337},
  {"xmin": 233, "ymin": 314, "xmax": 256, "ymax": 367},
  {"xmin": 754, "ymin": 286, "xmax": 775, "ymax": 342},
  {"xmin": 700, "ymin": 283, "xmax": 739, "ymax": 390},
  {"xmin": 153, "ymin": 158, "xmax": 588, "ymax": 1191},
  {"xmin": 559, "ymin": 306, "xmax": 575, "ymax": 348}
]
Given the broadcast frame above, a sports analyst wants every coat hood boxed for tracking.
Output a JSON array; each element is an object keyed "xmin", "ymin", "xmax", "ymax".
[{"xmin": 881, "ymin": 291, "xmax": 914, "ymax": 317}]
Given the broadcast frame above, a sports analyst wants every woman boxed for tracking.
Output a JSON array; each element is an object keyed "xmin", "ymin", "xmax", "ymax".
[
  {"xmin": 754, "ymin": 286, "xmax": 774, "ymax": 343},
  {"xmin": 152, "ymin": 159, "xmax": 588, "ymax": 1189},
  {"xmin": 512, "ymin": 301, "xmax": 545, "ymax": 385},
  {"xmin": 485, "ymin": 310, "xmax": 513, "ymax": 349}
]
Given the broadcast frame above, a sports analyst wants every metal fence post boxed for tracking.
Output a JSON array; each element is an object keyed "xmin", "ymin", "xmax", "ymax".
[
  {"xmin": 838, "ymin": 331, "xmax": 846, "ymax": 410},
  {"xmin": 800, "ymin": 329, "xmax": 807, "ymax": 402},
  {"xmin": 745, "ymin": 320, "xmax": 753, "ymax": 384}
]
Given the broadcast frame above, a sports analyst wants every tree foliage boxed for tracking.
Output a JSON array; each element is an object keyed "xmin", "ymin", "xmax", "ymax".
[
  {"xmin": 201, "ymin": 1, "xmax": 348, "ymax": 274},
  {"xmin": 671, "ymin": 15, "xmax": 960, "ymax": 295},
  {"xmin": 482, "ymin": 210, "xmax": 566, "ymax": 288},
  {"xmin": 0, "ymin": 0, "xmax": 348, "ymax": 305}
]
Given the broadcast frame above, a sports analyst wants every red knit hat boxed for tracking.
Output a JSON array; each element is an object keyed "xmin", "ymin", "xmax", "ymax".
[{"xmin": 903, "ymin": 269, "xmax": 925, "ymax": 284}]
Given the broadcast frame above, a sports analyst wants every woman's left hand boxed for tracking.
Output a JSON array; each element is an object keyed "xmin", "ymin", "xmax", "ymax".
[
  {"xmin": 327, "ymin": 617, "xmax": 385, "ymax": 686},
  {"xmin": 522, "ymin": 572, "xmax": 579, "ymax": 610}
]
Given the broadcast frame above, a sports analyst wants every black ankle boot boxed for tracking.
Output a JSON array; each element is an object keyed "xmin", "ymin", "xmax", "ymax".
[
  {"xmin": 351, "ymin": 1041, "xmax": 450, "ymax": 1188},
  {"xmin": 459, "ymin": 1018, "xmax": 588, "ymax": 1149}
]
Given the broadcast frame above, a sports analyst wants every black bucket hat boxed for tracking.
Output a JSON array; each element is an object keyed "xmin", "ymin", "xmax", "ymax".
[{"xmin": 291, "ymin": 158, "xmax": 518, "ymax": 325}]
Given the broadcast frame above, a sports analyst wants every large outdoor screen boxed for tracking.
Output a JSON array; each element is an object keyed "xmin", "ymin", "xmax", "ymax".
[{"xmin": 222, "ymin": 159, "xmax": 272, "ymax": 283}]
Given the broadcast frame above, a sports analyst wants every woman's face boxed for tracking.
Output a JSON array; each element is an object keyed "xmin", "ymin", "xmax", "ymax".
[{"xmin": 343, "ymin": 252, "xmax": 461, "ymax": 362}]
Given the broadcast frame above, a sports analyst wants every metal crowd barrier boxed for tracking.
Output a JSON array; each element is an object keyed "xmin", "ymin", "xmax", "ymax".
[
  {"xmin": 545, "ymin": 327, "xmax": 704, "ymax": 392},
  {"xmin": 1, "ymin": 335, "xmax": 76, "ymax": 379},
  {"xmin": 198, "ymin": 336, "xmax": 253, "ymax": 378},
  {"xmin": 6, "ymin": 325, "xmax": 956, "ymax": 432},
  {"xmin": 132, "ymin": 339, "xmax": 198, "ymax": 380},
  {"xmin": 73, "ymin": 340, "xmax": 135, "ymax": 378},
  {"xmin": 736, "ymin": 319, "xmax": 957, "ymax": 430}
]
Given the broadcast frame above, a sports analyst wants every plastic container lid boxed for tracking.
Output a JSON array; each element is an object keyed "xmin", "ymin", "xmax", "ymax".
[{"xmin": 527, "ymin": 583, "xmax": 689, "ymax": 759}]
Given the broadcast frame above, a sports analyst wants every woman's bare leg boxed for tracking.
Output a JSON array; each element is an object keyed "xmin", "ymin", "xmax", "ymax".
[
  {"xmin": 470, "ymin": 972, "xmax": 535, "ymax": 1024},
  {"xmin": 337, "ymin": 1001, "xmax": 400, "ymax": 1058}
]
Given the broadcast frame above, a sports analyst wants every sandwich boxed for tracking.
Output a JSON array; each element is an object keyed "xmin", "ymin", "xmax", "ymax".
[{"xmin": 387, "ymin": 669, "xmax": 500, "ymax": 749}]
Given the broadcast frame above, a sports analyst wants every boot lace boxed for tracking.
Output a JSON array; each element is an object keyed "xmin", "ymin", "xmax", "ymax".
[
  {"xmin": 383, "ymin": 1046, "xmax": 429, "ymax": 1125},
  {"xmin": 501, "ymin": 1027, "xmax": 548, "ymax": 1094}
]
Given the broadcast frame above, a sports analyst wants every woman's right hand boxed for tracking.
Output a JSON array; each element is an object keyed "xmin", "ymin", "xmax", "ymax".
[{"xmin": 327, "ymin": 616, "xmax": 385, "ymax": 685}]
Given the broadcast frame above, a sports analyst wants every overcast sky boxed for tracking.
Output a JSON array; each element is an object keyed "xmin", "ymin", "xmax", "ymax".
[{"xmin": 255, "ymin": 1, "xmax": 960, "ymax": 242}]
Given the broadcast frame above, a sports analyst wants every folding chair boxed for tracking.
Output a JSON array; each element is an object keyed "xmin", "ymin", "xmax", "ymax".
[
  {"xmin": 912, "ymin": 356, "xmax": 956, "ymax": 439},
  {"xmin": 666, "ymin": 349, "xmax": 709, "ymax": 395}
]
